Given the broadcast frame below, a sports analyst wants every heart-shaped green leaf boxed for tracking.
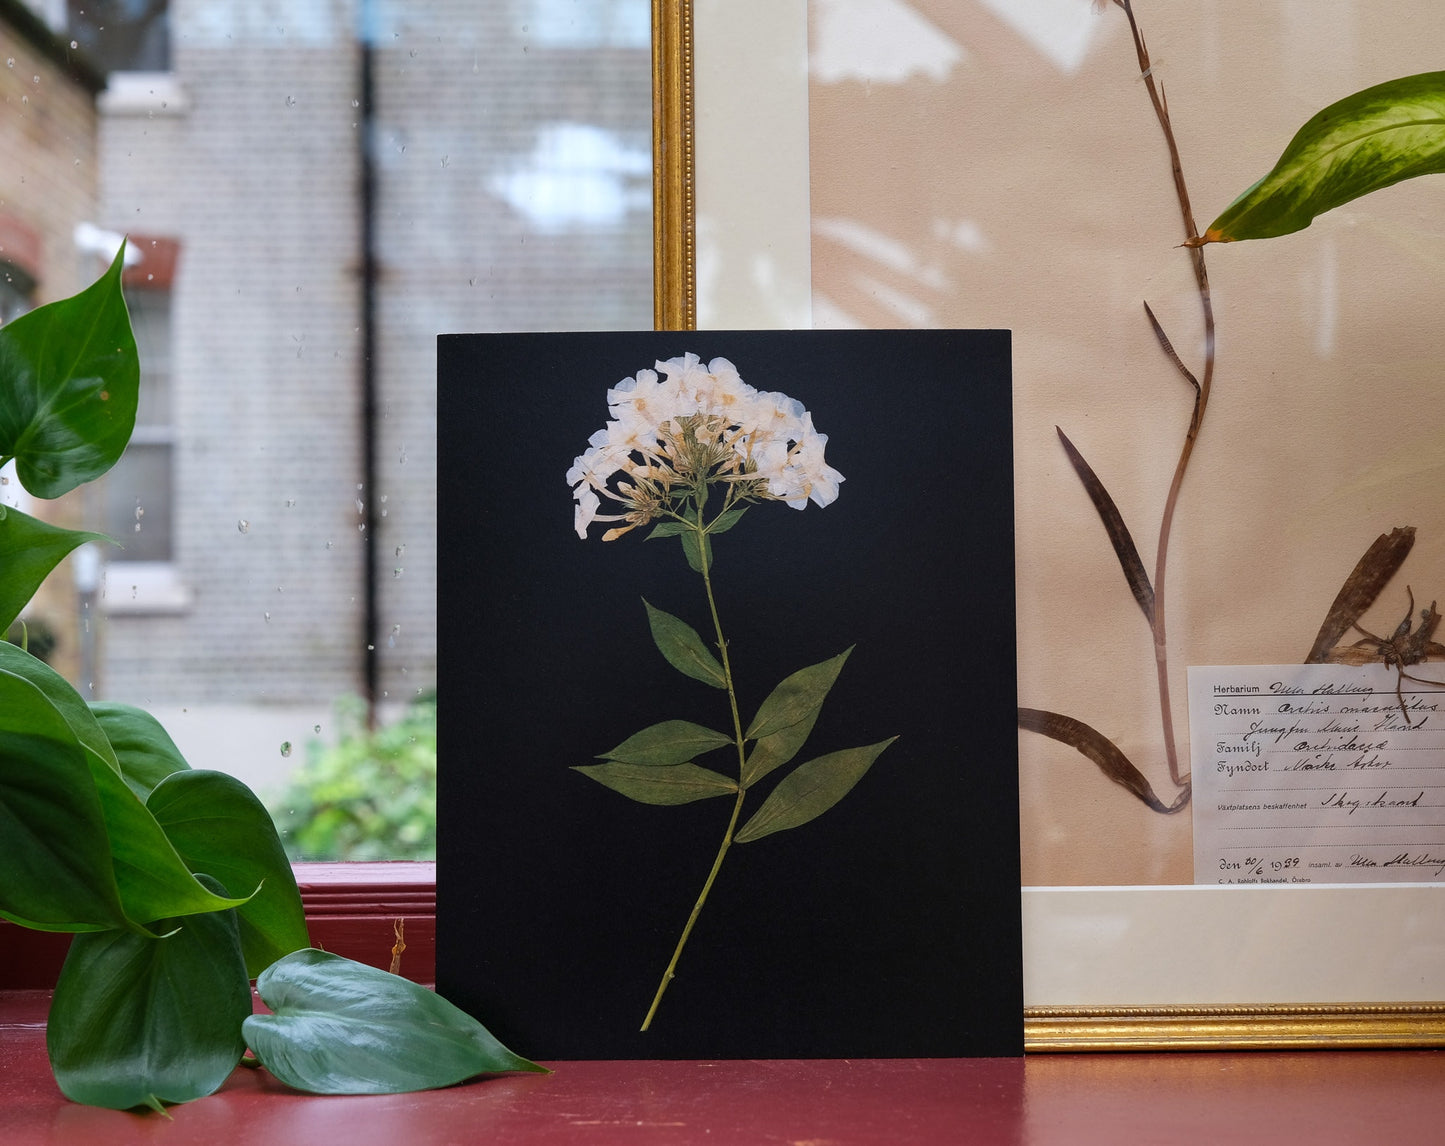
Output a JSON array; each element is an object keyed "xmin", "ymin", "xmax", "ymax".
[
  {"xmin": 0, "ymin": 641, "xmax": 119, "ymax": 772},
  {"xmin": 147, "ymin": 770, "xmax": 309, "ymax": 977},
  {"xmin": 0, "ymin": 507, "xmax": 110, "ymax": 633},
  {"xmin": 0, "ymin": 669, "xmax": 129, "ymax": 932},
  {"xmin": 735, "ymin": 737, "xmax": 896, "ymax": 844},
  {"xmin": 643, "ymin": 599, "xmax": 726, "ymax": 688},
  {"xmin": 245, "ymin": 948, "xmax": 546, "ymax": 1094},
  {"xmin": 0, "ymin": 243, "xmax": 139, "ymax": 499},
  {"xmin": 86, "ymin": 746, "xmax": 251, "ymax": 928},
  {"xmin": 91, "ymin": 702, "xmax": 191, "ymax": 801},
  {"xmin": 574, "ymin": 760, "xmax": 739, "ymax": 805},
  {"xmin": 1200, "ymin": 71, "xmax": 1445, "ymax": 244},
  {"xmin": 46, "ymin": 875, "xmax": 250, "ymax": 1112},
  {"xmin": 600, "ymin": 719, "xmax": 735, "ymax": 766}
]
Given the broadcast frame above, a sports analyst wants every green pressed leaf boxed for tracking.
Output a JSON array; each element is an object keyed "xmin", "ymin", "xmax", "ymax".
[
  {"xmin": 91, "ymin": 702, "xmax": 191, "ymax": 800},
  {"xmin": 735, "ymin": 737, "xmax": 896, "ymax": 844},
  {"xmin": 1200, "ymin": 71, "xmax": 1445, "ymax": 244},
  {"xmin": 245, "ymin": 948, "xmax": 546, "ymax": 1094},
  {"xmin": 642, "ymin": 598, "xmax": 727, "ymax": 688},
  {"xmin": 573, "ymin": 761, "xmax": 739, "ymax": 805},
  {"xmin": 0, "ymin": 243, "xmax": 139, "ymax": 499},
  {"xmin": 0, "ymin": 670, "xmax": 129, "ymax": 932},
  {"xmin": 646, "ymin": 521, "xmax": 689, "ymax": 540},
  {"xmin": 47, "ymin": 876, "xmax": 250, "ymax": 1112},
  {"xmin": 680, "ymin": 527, "xmax": 713, "ymax": 574},
  {"xmin": 745, "ymin": 648, "xmax": 852, "ymax": 741},
  {"xmin": 706, "ymin": 504, "xmax": 748, "ymax": 535},
  {"xmin": 0, "ymin": 507, "xmax": 110, "ymax": 633},
  {"xmin": 0, "ymin": 641, "xmax": 118, "ymax": 772},
  {"xmin": 147, "ymin": 770, "xmax": 309, "ymax": 977},
  {"xmin": 742, "ymin": 649, "xmax": 853, "ymax": 787},
  {"xmin": 600, "ymin": 719, "xmax": 735, "ymax": 766}
]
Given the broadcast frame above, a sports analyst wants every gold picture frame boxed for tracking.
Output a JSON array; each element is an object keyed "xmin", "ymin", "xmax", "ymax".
[{"xmin": 651, "ymin": 0, "xmax": 1445, "ymax": 1050}]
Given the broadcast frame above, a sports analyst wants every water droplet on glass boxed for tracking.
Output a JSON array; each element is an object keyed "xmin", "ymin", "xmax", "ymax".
[
  {"xmin": 313, "ymin": 724, "xmax": 322, "ymax": 734},
  {"xmin": 263, "ymin": 611, "xmax": 272, "ymax": 622},
  {"xmin": 325, "ymin": 539, "xmax": 334, "ymax": 549},
  {"xmin": 285, "ymin": 94, "xmax": 297, "ymax": 107},
  {"xmin": 70, "ymin": 40, "xmax": 77, "ymax": 49},
  {"xmin": 394, "ymin": 544, "xmax": 405, "ymax": 557},
  {"xmin": 6, "ymin": 59, "xmax": 13, "ymax": 68},
  {"xmin": 351, "ymin": 98, "xmax": 359, "ymax": 108},
  {"xmin": 280, "ymin": 741, "xmax": 292, "ymax": 758},
  {"xmin": 237, "ymin": 519, "xmax": 249, "ymax": 533},
  {"xmin": 392, "ymin": 567, "xmax": 403, "ymax": 578}
]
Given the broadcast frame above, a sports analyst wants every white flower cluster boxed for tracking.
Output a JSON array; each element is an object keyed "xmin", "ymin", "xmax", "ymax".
[{"xmin": 568, "ymin": 353, "xmax": 845, "ymax": 540}]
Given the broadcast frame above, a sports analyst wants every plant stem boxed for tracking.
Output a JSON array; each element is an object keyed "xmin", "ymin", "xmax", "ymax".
[
  {"xmin": 640, "ymin": 509, "xmax": 750, "ymax": 1031},
  {"xmin": 1120, "ymin": 0, "xmax": 1214, "ymax": 791}
]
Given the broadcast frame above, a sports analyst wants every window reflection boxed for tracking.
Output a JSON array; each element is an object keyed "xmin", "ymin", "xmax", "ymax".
[{"xmin": 7, "ymin": 0, "xmax": 652, "ymax": 857}]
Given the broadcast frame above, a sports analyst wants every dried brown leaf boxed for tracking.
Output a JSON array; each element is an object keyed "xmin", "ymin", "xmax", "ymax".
[
  {"xmin": 1305, "ymin": 527, "xmax": 1416, "ymax": 663},
  {"xmin": 1018, "ymin": 707, "xmax": 1189, "ymax": 814},
  {"xmin": 1056, "ymin": 427, "xmax": 1155, "ymax": 626}
]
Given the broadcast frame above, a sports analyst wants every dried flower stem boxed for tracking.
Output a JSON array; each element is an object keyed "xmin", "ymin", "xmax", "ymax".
[
  {"xmin": 640, "ymin": 503, "xmax": 749, "ymax": 1031},
  {"xmin": 1118, "ymin": 0, "xmax": 1215, "ymax": 790}
]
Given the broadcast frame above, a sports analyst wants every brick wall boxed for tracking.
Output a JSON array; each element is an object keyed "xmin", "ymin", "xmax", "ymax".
[{"xmin": 92, "ymin": 0, "xmax": 652, "ymax": 712}]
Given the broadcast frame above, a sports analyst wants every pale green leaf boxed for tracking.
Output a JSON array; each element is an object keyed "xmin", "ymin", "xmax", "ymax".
[
  {"xmin": 742, "ymin": 649, "xmax": 853, "ymax": 787},
  {"xmin": 642, "ymin": 598, "xmax": 726, "ymax": 688},
  {"xmin": 735, "ymin": 737, "xmax": 897, "ymax": 844},
  {"xmin": 573, "ymin": 760, "xmax": 738, "ymax": 805},
  {"xmin": 601, "ymin": 719, "xmax": 735, "ymax": 766},
  {"xmin": 245, "ymin": 948, "xmax": 546, "ymax": 1094}
]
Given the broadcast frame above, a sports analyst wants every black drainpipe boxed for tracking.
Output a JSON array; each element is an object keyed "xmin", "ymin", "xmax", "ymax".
[{"xmin": 358, "ymin": 5, "xmax": 379, "ymax": 727}]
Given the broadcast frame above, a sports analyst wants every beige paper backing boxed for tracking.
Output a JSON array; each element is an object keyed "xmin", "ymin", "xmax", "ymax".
[{"xmin": 806, "ymin": 2, "xmax": 1445, "ymax": 885}]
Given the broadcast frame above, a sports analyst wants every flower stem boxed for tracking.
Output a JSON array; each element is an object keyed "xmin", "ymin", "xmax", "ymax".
[{"xmin": 640, "ymin": 511, "xmax": 750, "ymax": 1031}]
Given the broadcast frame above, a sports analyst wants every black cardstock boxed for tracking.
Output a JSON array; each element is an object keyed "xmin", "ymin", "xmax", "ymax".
[{"xmin": 436, "ymin": 330, "xmax": 1021, "ymax": 1059}]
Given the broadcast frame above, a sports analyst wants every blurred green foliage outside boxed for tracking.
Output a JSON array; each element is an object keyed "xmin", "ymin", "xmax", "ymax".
[{"xmin": 269, "ymin": 691, "xmax": 436, "ymax": 861}]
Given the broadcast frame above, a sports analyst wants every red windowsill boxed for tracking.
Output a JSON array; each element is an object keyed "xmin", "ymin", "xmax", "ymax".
[{"xmin": 0, "ymin": 862, "xmax": 437, "ymax": 989}]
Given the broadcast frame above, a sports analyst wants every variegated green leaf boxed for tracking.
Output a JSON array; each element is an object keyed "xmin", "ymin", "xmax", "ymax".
[{"xmin": 1200, "ymin": 71, "xmax": 1445, "ymax": 244}]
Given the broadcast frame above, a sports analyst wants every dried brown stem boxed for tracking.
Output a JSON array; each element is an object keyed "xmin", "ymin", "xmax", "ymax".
[{"xmin": 1119, "ymin": 0, "xmax": 1216, "ymax": 790}]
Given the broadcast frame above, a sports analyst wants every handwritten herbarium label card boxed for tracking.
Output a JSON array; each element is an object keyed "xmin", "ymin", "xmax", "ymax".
[{"xmin": 1190, "ymin": 664, "xmax": 1445, "ymax": 885}]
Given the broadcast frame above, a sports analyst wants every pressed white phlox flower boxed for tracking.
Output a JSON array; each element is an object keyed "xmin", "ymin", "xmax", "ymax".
[{"xmin": 570, "ymin": 353, "xmax": 844, "ymax": 538}]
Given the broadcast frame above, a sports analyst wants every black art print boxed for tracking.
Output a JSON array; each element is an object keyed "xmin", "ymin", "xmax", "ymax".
[{"xmin": 437, "ymin": 330, "xmax": 1022, "ymax": 1060}]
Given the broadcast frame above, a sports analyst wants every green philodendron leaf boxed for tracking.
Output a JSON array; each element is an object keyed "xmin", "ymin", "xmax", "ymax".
[
  {"xmin": 642, "ymin": 598, "xmax": 726, "ymax": 689},
  {"xmin": 244, "ymin": 948, "xmax": 546, "ymax": 1094},
  {"xmin": 573, "ymin": 760, "xmax": 739, "ymax": 806},
  {"xmin": 0, "ymin": 507, "xmax": 110, "ymax": 633},
  {"xmin": 734, "ymin": 737, "xmax": 897, "ymax": 844},
  {"xmin": 1199, "ymin": 71, "xmax": 1445, "ymax": 244},
  {"xmin": 0, "ymin": 243, "xmax": 139, "ymax": 499},
  {"xmin": 91, "ymin": 702, "xmax": 191, "ymax": 800},
  {"xmin": 85, "ymin": 745, "xmax": 251, "ymax": 928},
  {"xmin": 0, "ymin": 669, "xmax": 130, "ymax": 932},
  {"xmin": 0, "ymin": 641, "xmax": 119, "ymax": 772},
  {"xmin": 600, "ymin": 719, "xmax": 735, "ymax": 766},
  {"xmin": 46, "ymin": 875, "xmax": 250, "ymax": 1112},
  {"xmin": 147, "ymin": 770, "xmax": 310, "ymax": 977}
]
